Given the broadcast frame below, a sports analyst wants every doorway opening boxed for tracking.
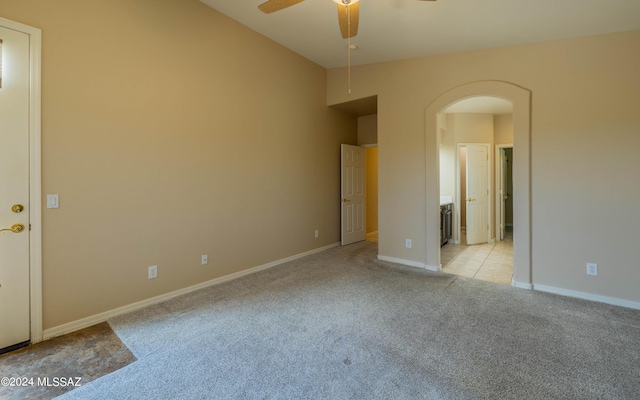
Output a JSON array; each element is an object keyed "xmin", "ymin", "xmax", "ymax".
[
  {"xmin": 496, "ymin": 145, "xmax": 514, "ymax": 241},
  {"xmin": 331, "ymin": 95, "xmax": 378, "ymax": 247},
  {"xmin": 427, "ymin": 81, "xmax": 531, "ymax": 288},
  {"xmin": 364, "ymin": 145, "xmax": 378, "ymax": 243},
  {"xmin": 433, "ymin": 92, "xmax": 523, "ymax": 286},
  {"xmin": 425, "ymin": 81, "xmax": 533, "ymax": 289}
]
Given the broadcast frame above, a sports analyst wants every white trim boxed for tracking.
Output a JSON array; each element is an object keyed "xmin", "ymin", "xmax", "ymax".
[
  {"xmin": 0, "ymin": 17, "xmax": 43, "ymax": 344},
  {"xmin": 534, "ymin": 284, "xmax": 640, "ymax": 311},
  {"xmin": 43, "ymin": 242, "xmax": 340, "ymax": 340},
  {"xmin": 377, "ymin": 255, "xmax": 441, "ymax": 272},
  {"xmin": 512, "ymin": 280, "xmax": 533, "ymax": 290},
  {"xmin": 366, "ymin": 230, "xmax": 378, "ymax": 238}
]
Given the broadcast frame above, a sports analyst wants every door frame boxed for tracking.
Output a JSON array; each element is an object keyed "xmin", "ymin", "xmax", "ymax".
[
  {"xmin": 495, "ymin": 144, "xmax": 513, "ymax": 242},
  {"xmin": 426, "ymin": 81, "xmax": 532, "ymax": 288},
  {"xmin": 0, "ymin": 17, "xmax": 42, "ymax": 344},
  {"xmin": 456, "ymin": 143, "xmax": 492, "ymax": 246}
]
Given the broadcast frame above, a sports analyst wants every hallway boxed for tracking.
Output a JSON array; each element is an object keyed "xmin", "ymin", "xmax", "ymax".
[{"xmin": 441, "ymin": 231, "xmax": 513, "ymax": 285}]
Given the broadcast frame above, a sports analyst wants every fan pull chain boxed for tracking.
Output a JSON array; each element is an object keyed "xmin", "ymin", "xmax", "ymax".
[{"xmin": 347, "ymin": 4, "xmax": 352, "ymax": 95}]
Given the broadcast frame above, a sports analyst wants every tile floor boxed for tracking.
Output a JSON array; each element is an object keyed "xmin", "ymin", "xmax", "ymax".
[
  {"xmin": 441, "ymin": 230, "xmax": 513, "ymax": 285},
  {"xmin": 0, "ymin": 323, "xmax": 135, "ymax": 400},
  {"xmin": 367, "ymin": 229, "xmax": 512, "ymax": 285}
]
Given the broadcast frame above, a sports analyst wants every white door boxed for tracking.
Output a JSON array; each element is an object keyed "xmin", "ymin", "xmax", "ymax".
[
  {"xmin": 466, "ymin": 145, "xmax": 488, "ymax": 245},
  {"xmin": 341, "ymin": 144, "xmax": 366, "ymax": 245},
  {"xmin": 0, "ymin": 26, "xmax": 31, "ymax": 351}
]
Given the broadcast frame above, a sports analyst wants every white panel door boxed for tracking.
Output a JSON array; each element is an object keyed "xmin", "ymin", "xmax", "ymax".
[
  {"xmin": 0, "ymin": 26, "xmax": 31, "ymax": 351},
  {"xmin": 466, "ymin": 145, "xmax": 488, "ymax": 245},
  {"xmin": 341, "ymin": 144, "xmax": 366, "ymax": 245}
]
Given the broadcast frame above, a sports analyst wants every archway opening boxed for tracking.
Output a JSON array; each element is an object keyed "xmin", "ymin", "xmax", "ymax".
[
  {"xmin": 425, "ymin": 81, "xmax": 532, "ymax": 288},
  {"xmin": 437, "ymin": 96, "xmax": 514, "ymax": 285}
]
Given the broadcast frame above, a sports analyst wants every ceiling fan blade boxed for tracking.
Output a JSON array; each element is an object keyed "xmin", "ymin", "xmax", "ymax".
[
  {"xmin": 337, "ymin": 2, "xmax": 359, "ymax": 39},
  {"xmin": 258, "ymin": 0, "xmax": 305, "ymax": 14}
]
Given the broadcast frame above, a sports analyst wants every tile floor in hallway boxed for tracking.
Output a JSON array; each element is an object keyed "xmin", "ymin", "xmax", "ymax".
[
  {"xmin": 367, "ymin": 229, "xmax": 512, "ymax": 285},
  {"xmin": 441, "ymin": 230, "xmax": 513, "ymax": 285}
]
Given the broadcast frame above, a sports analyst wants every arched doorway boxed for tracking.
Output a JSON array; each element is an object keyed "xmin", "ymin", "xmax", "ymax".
[{"xmin": 425, "ymin": 81, "xmax": 532, "ymax": 288}]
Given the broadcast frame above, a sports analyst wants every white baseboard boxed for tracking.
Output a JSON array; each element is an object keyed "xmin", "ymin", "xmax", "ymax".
[
  {"xmin": 534, "ymin": 284, "xmax": 640, "ymax": 310},
  {"xmin": 512, "ymin": 280, "xmax": 533, "ymax": 290},
  {"xmin": 377, "ymin": 255, "xmax": 441, "ymax": 272},
  {"xmin": 366, "ymin": 231, "xmax": 378, "ymax": 238},
  {"xmin": 43, "ymin": 242, "xmax": 341, "ymax": 340}
]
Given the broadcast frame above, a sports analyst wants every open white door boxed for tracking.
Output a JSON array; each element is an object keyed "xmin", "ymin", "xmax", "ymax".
[
  {"xmin": 0, "ymin": 26, "xmax": 31, "ymax": 352},
  {"xmin": 466, "ymin": 144, "xmax": 489, "ymax": 245},
  {"xmin": 499, "ymin": 148, "xmax": 507, "ymax": 241},
  {"xmin": 341, "ymin": 144, "xmax": 366, "ymax": 245}
]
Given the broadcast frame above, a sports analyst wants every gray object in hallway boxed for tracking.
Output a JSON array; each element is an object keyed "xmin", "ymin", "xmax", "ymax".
[{"xmin": 58, "ymin": 242, "xmax": 640, "ymax": 399}]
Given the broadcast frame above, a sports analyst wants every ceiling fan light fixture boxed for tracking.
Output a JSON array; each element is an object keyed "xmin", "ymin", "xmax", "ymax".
[{"xmin": 332, "ymin": 0, "xmax": 359, "ymax": 5}]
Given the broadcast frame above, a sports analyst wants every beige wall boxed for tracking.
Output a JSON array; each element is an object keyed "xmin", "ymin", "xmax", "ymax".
[
  {"xmin": 328, "ymin": 30, "xmax": 640, "ymax": 304},
  {"xmin": 358, "ymin": 114, "xmax": 378, "ymax": 145},
  {"xmin": 0, "ymin": 0, "xmax": 356, "ymax": 330},
  {"xmin": 452, "ymin": 113, "xmax": 494, "ymax": 143},
  {"xmin": 439, "ymin": 115, "xmax": 456, "ymax": 198},
  {"xmin": 494, "ymin": 114, "xmax": 514, "ymax": 145}
]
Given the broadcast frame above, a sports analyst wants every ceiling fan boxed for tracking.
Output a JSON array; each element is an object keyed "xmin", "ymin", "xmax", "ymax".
[{"xmin": 258, "ymin": 0, "xmax": 438, "ymax": 39}]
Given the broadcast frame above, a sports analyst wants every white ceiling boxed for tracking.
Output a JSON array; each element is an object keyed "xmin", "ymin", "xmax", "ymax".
[
  {"xmin": 444, "ymin": 97, "xmax": 513, "ymax": 115},
  {"xmin": 200, "ymin": 0, "xmax": 640, "ymax": 69}
]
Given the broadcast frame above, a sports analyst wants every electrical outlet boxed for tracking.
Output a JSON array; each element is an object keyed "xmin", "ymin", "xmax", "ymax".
[
  {"xmin": 148, "ymin": 265, "xmax": 158, "ymax": 279},
  {"xmin": 586, "ymin": 263, "xmax": 598, "ymax": 276},
  {"xmin": 314, "ymin": 229, "xmax": 319, "ymax": 238},
  {"xmin": 201, "ymin": 254, "xmax": 208, "ymax": 265},
  {"xmin": 405, "ymin": 239, "xmax": 412, "ymax": 249}
]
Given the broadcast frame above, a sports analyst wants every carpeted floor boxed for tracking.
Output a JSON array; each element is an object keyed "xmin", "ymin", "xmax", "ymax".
[{"xmin": 53, "ymin": 241, "xmax": 640, "ymax": 399}]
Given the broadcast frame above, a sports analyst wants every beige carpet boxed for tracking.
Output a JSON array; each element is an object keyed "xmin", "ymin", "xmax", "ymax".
[{"xmin": 22, "ymin": 241, "xmax": 640, "ymax": 399}]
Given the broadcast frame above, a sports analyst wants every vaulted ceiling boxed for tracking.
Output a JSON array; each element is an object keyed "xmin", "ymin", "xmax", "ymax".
[{"xmin": 200, "ymin": 0, "xmax": 640, "ymax": 69}]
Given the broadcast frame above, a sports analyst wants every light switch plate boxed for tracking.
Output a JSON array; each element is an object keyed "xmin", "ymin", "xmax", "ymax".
[{"xmin": 46, "ymin": 194, "xmax": 59, "ymax": 209}]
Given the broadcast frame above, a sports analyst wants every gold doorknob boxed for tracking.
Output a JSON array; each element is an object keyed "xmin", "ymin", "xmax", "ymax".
[
  {"xmin": 342, "ymin": 198, "xmax": 351, "ymax": 203},
  {"xmin": 0, "ymin": 224, "xmax": 25, "ymax": 235},
  {"xmin": 12, "ymin": 204, "xmax": 24, "ymax": 213},
  {"xmin": 466, "ymin": 198, "xmax": 476, "ymax": 202}
]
